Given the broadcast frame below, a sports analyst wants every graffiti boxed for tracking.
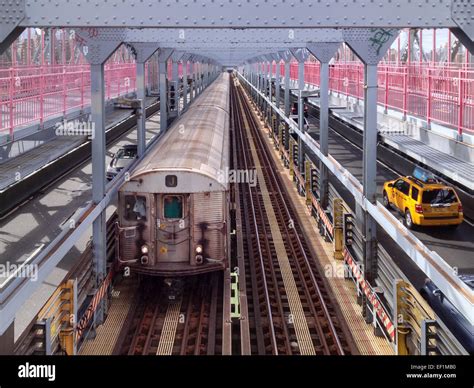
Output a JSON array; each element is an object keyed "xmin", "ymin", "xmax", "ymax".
[
  {"xmin": 87, "ymin": 28, "xmax": 99, "ymax": 38},
  {"xmin": 124, "ymin": 43, "xmax": 137, "ymax": 59},
  {"xmin": 369, "ymin": 28, "xmax": 394, "ymax": 56}
]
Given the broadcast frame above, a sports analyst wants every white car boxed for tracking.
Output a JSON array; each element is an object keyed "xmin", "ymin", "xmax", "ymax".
[{"xmin": 106, "ymin": 144, "xmax": 138, "ymax": 180}]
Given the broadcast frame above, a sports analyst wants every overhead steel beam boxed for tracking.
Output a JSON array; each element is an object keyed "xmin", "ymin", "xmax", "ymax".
[
  {"xmin": 124, "ymin": 27, "xmax": 344, "ymax": 44},
  {"xmin": 15, "ymin": 1, "xmax": 464, "ymax": 28}
]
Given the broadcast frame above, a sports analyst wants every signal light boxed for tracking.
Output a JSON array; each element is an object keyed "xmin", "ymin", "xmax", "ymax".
[{"xmin": 415, "ymin": 204, "xmax": 423, "ymax": 214}]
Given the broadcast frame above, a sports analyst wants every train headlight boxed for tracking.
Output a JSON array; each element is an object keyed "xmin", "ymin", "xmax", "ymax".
[
  {"xmin": 141, "ymin": 244, "xmax": 149, "ymax": 254},
  {"xmin": 195, "ymin": 245, "xmax": 203, "ymax": 254}
]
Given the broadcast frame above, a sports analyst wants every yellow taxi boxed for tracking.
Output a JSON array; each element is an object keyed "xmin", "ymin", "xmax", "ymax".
[{"xmin": 382, "ymin": 169, "xmax": 463, "ymax": 229}]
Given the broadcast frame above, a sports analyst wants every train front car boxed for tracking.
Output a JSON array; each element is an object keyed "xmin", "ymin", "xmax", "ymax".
[{"xmin": 117, "ymin": 73, "xmax": 230, "ymax": 277}]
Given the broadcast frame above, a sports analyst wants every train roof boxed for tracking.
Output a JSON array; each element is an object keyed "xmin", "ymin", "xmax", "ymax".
[{"xmin": 122, "ymin": 72, "xmax": 230, "ymax": 193}]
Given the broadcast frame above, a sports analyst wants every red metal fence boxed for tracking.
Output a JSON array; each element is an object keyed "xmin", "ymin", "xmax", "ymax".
[
  {"xmin": 278, "ymin": 62, "xmax": 474, "ymax": 135},
  {"xmin": 0, "ymin": 63, "xmax": 139, "ymax": 138}
]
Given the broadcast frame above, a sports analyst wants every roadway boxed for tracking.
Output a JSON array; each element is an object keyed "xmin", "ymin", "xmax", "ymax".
[{"xmin": 303, "ymin": 110, "xmax": 474, "ymax": 282}]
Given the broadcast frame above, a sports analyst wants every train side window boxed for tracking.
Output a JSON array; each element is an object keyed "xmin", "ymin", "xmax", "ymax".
[
  {"xmin": 163, "ymin": 195, "xmax": 183, "ymax": 219},
  {"xmin": 124, "ymin": 195, "xmax": 147, "ymax": 221}
]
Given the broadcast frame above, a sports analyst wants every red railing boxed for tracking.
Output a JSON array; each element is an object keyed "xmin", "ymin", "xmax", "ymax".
[
  {"xmin": 278, "ymin": 62, "xmax": 474, "ymax": 135},
  {"xmin": 0, "ymin": 63, "xmax": 140, "ymax": 138}
]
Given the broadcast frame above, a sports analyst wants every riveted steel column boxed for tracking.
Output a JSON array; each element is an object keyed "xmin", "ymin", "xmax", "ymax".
[
  {"xmin": 190, "ymin": 59, "xmax": 195, "ymax": 102},
  {"xmin": 307, "ymin": 42, "xmax": 341, "ymax": 210},
  {"xmin": 343, "ymin": 28, "xmax": 399, "ymax": 323},
  {"xmin": 182, "ymin": 57, "xmax": 189, "ymax": 109},
  {"xmin": 263, "ymin": 60, "xmax": 269, "ymax": 115},
  {"xmin": 159, "ymin": 59, "xmax": 168, "ymax": 133},
  {"xmin": 267, "ymin": 60, "xmax": 273, "ymax": 125},
  {"xmin": 256, "ymin": 62, "xmax": 261, "ymax": 108},
  {"xmin": 274, "ymin": 58, "xmax": 281, "ymax": 111},
  {"xmin": 319, "ymin": 62, "xmax": 330, "ymax": 208},
  {"xmin": 297, "ymin": 60, "xmax": 305, "ymax": 172},
  {"xmin": 284, "ymin": 60, "xmax": 291, "ymax": 150},
  {"xmin": 196, "ymin": 61, "xmax": 201, "ymax": 95},
  {"xmin": 363, "ymin": 63, "xmax": 379, "ymax": 291},
  {"xmin": 274, "ymin": 57, "xmax": 281, "ymax": 135},
  {"xmin": 91, "ymin": 62, "xmax": 107, "ymax": 325},
  {"xmin": 130, "ymin": 43, "xmax": 160, "ymax": 156},
  {"xmin": 253, "ymin": 63, "xmax": 257, "ymax": 97},
  {"xmin": 204, "ymin": 61, "xmax": 209, "ymax": 88},
  {"xmin": 73, "ymin": 32, "xmax": 122, "ymax": 329},
  {"xmin": 172, "ymin": 57, "xmax": 179, "ymax": 115},
  {"xmin": 136, "ymin": 61, "xmax": 146, "ymax": 156},
  {"xmin": 194, "ymin": 61, "xmax": 199, "ymax": 96}
]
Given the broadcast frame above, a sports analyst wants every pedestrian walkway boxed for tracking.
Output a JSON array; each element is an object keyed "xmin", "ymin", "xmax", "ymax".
[
  {"xmin": 283, "ymin": 81, "xmax": 474, "ymax": 191},
  {"xmin": 0, "ymin": 97, "xmax": 157, "ymax": 192}
]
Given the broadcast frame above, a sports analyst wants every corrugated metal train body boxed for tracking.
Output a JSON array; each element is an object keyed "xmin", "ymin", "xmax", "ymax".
[{"xmin": 116, "ymin": 72, "xmax": 230, "ymax": 277}]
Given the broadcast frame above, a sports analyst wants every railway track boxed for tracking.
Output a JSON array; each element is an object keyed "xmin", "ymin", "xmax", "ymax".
[
  {"xmin": 231, "ymin": 76, "xmax": 355, "ymax": 355},
  {"xmin": 117, "ymin": 273, "xmax": 223, "ymax": 355}
]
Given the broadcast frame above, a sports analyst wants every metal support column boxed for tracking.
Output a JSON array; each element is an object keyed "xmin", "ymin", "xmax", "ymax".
[
  {"xmin": 130, "ymin": 43, "xmax": 160, "ymax": 156},
  {"xmin": 171, "ymin": 58, "xmax": 179, "ymax": 115},
  {"xmin": 157, "ymin": 48, "xmax": 173, "ymax": 134},
  {"xmin": 362, "ymin": 64, "xmax": 379, "ymax": 313},
  {"xmin": 136, "ymin": 61, "xmax": 146, "ymax": 156},
  {"xmin": 297, "ymin": 60, "xmax": 305, "ymax": 172},
  {"xmin": 190, "ymin": 59, "xmax": 195, "ymax": 102},
  {"xmin": 267, "ymin": 60, "xmax": 273, "ymax": 126},
  {"xmin": 342, "ymin": 28, "xmax": 399, "ymax": 322},
  {"xmin": 90, "ymin": 63, "xmax": 107, "ymax": 325},
  {"xmin": 159, "ymin": 59, "xmax": 168, "ymax": 133},
  {"xmin": 196, "ymin": 61, "xmax": 201, "ymax": 95},
  {"xmin": 203, "ymin": 62, "xmax": 208, "ymax": 89},
  {"xmin": 319, "ymin": 62, "xmax": 330, "ymax": 208},
  {"xmin": 256, "ymin": 62, "xmax": 260, "ymax": 108},
  {"xmin": 274, "ymin": 57, "xmax": 281, "ymax": 135},
  {"xmin": 284, "ymin": 60, "xmax": 291, "ymax": 150},
  {"xmin": 182, "ymin": 57, "xmax": 189, "ymax": 109},
  {"xmin": 263, "ymin": 60, "xmax": 268, "ymax": 115}
]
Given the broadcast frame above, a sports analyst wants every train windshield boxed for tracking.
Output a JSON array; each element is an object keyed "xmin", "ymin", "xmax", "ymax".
[
  {"xmin": 124, "ymin": 195, "xmax": 147, "ymax": 221},
  {"xmin": 163, "ymin": 195, "xmax": 183, "ymax": 219}
]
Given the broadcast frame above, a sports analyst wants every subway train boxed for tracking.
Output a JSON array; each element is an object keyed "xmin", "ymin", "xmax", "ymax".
[{"xmin": 116, "ymin": 72, "xmax": 230, "ymax": 279}]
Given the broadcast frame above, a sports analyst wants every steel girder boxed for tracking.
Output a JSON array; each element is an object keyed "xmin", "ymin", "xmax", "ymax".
[{"xmin": 11, "ymin": 1, "xmax": 469, "ymax": 30}]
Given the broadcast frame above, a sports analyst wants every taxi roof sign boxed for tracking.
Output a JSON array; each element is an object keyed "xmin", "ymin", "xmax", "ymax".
[{"xmin": 412, "ymin": 167, "xmax": 439, "ymax": 184}]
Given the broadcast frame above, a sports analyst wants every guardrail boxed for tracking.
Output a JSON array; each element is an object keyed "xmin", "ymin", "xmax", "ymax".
[
  {"xmin": 240, "ymin": 71, "xmax": 471, "ymax": 355},
  {"xmin": 282, "ymin": 61, "xmax": 474, "ymax": 136},
  {"xmin": 0, "ymin": 63, "xmax": 142, "ymax": 138}
]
